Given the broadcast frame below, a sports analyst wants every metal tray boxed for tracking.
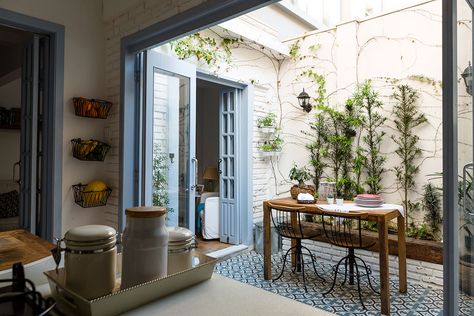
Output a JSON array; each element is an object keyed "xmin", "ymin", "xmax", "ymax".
[{"xmin": 44, "ymin": 252, "xmax": 217, "ymax": 316}]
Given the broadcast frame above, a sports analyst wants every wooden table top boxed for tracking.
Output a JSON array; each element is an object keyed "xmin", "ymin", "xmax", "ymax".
[
  {"xmin": 265, "ymin": 197, "xmax": 401, "ymax": 221},
  {"xmin": 0, "ymin": 229, "xmax": 54, "ymax": 271}
]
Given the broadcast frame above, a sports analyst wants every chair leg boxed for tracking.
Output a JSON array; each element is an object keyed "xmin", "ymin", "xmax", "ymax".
[
  {"xmin": 355, "ymin": 255, "xmax": 380, "ymax": 295},
  {"xmin": 301, "ymin": 245, "xmax": 325, "ymax": 282},
  {"xmin": 273, "ymin": 246, "xmax": 295, "ymax": 282},
  {"xmin": 341, "ymin": 257, "xmax": 349, "ymax": 286},
  {"xmin": 354, "ymin": 259, "xmax": 367, "ymax": 310},
  {"xmin": 323, "ymin": 256, "xmax": 347, "ymax": 296},
  {"xmin": 300, "ymin": 248, "xmax": 308, "ymax": 292}
]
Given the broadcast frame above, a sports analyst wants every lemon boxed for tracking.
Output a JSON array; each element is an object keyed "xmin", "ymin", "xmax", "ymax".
[{"xmin": 85, "ymin": 180, "xmax": 107, "ymax": 192}]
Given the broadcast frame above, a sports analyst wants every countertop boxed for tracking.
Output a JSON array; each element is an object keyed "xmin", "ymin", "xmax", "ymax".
[{"xmin": 123, "ymin": 274, "xmax": 333, "ymax": 316}]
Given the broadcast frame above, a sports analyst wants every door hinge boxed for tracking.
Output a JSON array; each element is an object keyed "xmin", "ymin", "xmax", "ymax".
[
  {"xmin": 134, "ymin": 70, "xmax": 140, "ymax": 82},
  {"xmin": 227, "ymin": 236, "xmax": 229, "ymax": 243}
]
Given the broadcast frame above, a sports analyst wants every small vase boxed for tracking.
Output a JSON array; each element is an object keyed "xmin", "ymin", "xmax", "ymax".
[{"xmin": 336, "ymin": 198, "xmax": 344, "ymax": 206}]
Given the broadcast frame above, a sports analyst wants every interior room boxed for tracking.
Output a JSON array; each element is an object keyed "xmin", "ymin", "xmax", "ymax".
[{"xmin": 0, "ymin": 25, "xmax": 32, "ymax": 232}]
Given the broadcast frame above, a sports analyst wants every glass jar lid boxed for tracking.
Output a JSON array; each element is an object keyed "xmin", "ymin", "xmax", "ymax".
[{"xmin": 64, "ymin": 225, "xmax": 116, "ymax": 251}]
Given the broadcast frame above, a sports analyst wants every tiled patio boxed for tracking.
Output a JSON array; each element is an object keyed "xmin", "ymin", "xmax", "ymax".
[{"xmin": 215, "ymin": 251, "xmax": 473, "ymax": 316}]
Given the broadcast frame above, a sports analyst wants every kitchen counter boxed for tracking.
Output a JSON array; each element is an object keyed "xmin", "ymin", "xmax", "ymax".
[{"xmin": 123, "ymin": 274, "xmax": 333, "ymax": 316}]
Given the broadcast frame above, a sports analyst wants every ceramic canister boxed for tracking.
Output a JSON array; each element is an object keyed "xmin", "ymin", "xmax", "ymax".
[
  {"xmin": 120, "ymin": 206, "xmax": 168, "ymax": 290},
  {"xmin": 64, "ymin": 225, "xmax": 117, "ymax": 300},
  {"xmin": 167, "ymin": 226, "xmax": 196, "ymax": 274}
]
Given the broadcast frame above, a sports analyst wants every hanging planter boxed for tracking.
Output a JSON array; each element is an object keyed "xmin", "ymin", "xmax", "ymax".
[{"xmin": 258, "ymin": 126, "xmax": 277, "ymax": 135}]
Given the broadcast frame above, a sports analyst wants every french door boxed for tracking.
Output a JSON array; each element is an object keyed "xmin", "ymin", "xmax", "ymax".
[
  {"xmin": 144, "ymin": 51, "xmax": 197, "ymax": 231},
  {"xmin": 219, "ymin": 89, "xmax": 240, "ymax": 244},
  {"xmin": 20, "ymin": 34, "xmax": 49, "ymax": 238}
]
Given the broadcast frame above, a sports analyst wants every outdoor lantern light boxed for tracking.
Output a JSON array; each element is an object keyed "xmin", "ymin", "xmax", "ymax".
[
  {"xmin": 461, "ymin": 62, "xmax": 472, "ymax": 96},
  {"xmin": 297, "ymin": 88, "xmax": 312, "ymax": 113}
]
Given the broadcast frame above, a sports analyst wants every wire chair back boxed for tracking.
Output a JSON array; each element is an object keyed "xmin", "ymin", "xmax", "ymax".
[
  {"xmin": 267, "ymin": 202, "xmax": 306, "ymax": 239},
  {"xmin": 321, "ymin": 210, "xmax": 368, "ymax": 249}
]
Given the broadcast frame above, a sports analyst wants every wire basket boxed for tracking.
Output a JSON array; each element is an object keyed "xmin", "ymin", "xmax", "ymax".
[
  {"xmin": 71, "ymin": 138, "xmax": 110, "ymax": 161},
  {"xmin": 72, "ymin": 183, "xmax": 112, "ymax": 208},
  {"xmin": 73, "ymin": 97, "xmax": 112, "ymax": 119}
]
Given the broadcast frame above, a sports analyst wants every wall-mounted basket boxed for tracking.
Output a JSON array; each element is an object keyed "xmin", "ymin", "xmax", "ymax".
[
  {"xmin": 72, "ymin": 183, "xmax": 112, "ymax": 208},
  {"xmin": 71, "ymin": 138, "xmax": 110, "ymax": 161},
  {"xmin": 73, "ymin": 97, "xmax": 112, "ymax": 119}
]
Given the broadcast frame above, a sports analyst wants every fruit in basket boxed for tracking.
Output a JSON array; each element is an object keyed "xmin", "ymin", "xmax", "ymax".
[
  {"xmin": 79, "ymin": 139, "xmax": 98, "ymax": 157},
  {"xmin": 84, "ymin": 180, "xmax": 108, "ymax": 205}
]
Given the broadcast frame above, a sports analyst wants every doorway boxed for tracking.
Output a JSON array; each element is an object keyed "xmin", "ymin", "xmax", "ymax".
[
  {"xmin": 140, "ymin": 50, "xmax": 249, "ymax": 245},
  {"xmin": 0, "ymin": 9, "xmax": 64, "ymax": 243}
]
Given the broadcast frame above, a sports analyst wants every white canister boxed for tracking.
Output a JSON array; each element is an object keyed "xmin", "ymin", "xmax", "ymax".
[
  {"xmin": 167, "ymin": 226, "xmax": 196, "ymax": 274},
  {"xmin": 64, "ymin": 225, "xmax": 117, "ymax": 300},
  {"xmin": 121, "ymin": 206, "xmax": 168, "ymax": 289}
]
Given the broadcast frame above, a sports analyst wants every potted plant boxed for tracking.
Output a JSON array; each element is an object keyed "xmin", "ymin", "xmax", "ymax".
[
  {"xmin": 257, "ymin": 113, "xmax": 277, "ymax": 134},
  {"xmin": 459, "ymin": 164, "xmax": 474, "ymax": 296},
  {"xmin": 288, "ymin": 163, "xmax": 315, "ymax": 199},
  {"xmin": 259, "ymin": 135, "xmax": 283, "ymax": 157}
]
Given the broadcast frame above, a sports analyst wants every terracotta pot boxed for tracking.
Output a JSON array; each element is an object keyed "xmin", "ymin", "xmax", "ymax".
[{"xmin": 290, "ymin": 184, "xmax": 316, "ymax": 199}]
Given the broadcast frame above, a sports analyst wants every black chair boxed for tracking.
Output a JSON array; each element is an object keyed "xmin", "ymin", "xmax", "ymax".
[
  {"xmin": 268, "ymin": 202, "xmax": 325, "ymax": 292},
  {"xmin": 321, "ymin": 210, "xmax": 379, "ymax": 309}
]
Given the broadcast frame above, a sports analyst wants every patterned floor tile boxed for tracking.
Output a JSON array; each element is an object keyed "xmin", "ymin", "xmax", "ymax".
[{"xmin": 214, "ymin": 251, "xmax": 474, "ymax": 316}]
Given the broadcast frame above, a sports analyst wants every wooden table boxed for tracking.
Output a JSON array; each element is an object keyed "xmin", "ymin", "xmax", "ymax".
[{"xmin": 263, "ymin": 198, "xmax": 407, "ymax": 316}]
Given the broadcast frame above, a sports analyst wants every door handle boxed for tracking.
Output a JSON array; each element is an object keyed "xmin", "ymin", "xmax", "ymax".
[
  {"xmin": 191, "ymin": 157, "xmax": 198, "ymax": 190},
  {"xmin": 218, "ymin": 158, "xmax": 223, "ymax": 175},
  {"xmin": 13, "ymin": 161, "xmax": 21, "ymax": 184}
]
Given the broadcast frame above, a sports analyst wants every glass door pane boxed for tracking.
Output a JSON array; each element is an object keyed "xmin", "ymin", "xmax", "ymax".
[
  {"xmin": 146, "ymin": 50, "xmax": 196, "ymax": 230},
  {"xmin": 458, "ymin": 0, "xmax": 474, "ymax": 312},
  {"xmin": 152, "ymin": 69, "xmax": 190, "ymax": 228}
]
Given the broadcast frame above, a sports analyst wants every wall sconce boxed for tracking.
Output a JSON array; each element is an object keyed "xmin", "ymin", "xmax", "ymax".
[
  {"xmin": 461, "ymin": 62, "xmax": 472, "ymax": 96},
  {"xmin": 297, "ymin": 88, "xmax": 312, "ymax": 113}
]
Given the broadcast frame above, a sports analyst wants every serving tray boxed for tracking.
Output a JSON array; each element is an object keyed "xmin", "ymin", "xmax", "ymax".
[{"xmin": 44, "ymin": 252, "xmax": 217, "ymax": 316}]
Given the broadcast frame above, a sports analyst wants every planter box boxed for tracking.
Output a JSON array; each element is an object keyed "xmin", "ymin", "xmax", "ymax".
[
  {"xmin": 258, "ymin": 126, "xmax": 277, "ymax": 134},
  {"xmin": 260, "ymin": 151, "xmax": 281, "ymax": 158},
  {"xmin": 301, "ymin": 222, "xmax": 443, "ymax": 264}
]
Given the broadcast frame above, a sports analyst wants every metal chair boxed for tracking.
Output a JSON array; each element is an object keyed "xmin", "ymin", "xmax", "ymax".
[
  {"xmin": 267, "ymin": 202, "xmax": 325, "ymax": 292},
  {"xmin": 321, "ymin": 210, "xmax": 378, "ymax": 309}
]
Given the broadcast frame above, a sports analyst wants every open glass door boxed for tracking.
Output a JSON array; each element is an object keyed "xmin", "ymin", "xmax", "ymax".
[
  {"xmin": 219, "ymin": 88, "xmax": 240, "ymax": 244},
  {"xmin": 144, "ymin": 51, "xmax": 197, "ymax": 231},
  {"xmin": 458, "ymin": 0, "xmax": 474, "ymax": 312}
]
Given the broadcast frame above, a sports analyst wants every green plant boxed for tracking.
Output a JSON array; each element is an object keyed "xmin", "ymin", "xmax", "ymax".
[
  {"xmin": 289, "ymin": 40, "xmax": 300, "ymax": 60},
  {"xmin": 257, "ymin": 112, "xmax": 277, "ymax": 128},
  {"xmin": 407, "ymin": 223, "xmax": 435, "ymax": 240},
  {"xmin": 422, "ymin": 182, "xmax": 442, "ymax": 240},
  {"xmin": 460, "ymin": 164, "xmax": 474, "ymax": 249},
  {"xmin": 353, "ymin": 80, "xmax": 387, "ymax": 194},
  {"xmin": 305, "ymin": 112, "xmax": 328, "ymax": 192},
  {"xmin": 152, "ymin": 145, "xmax": 171, "ymax": 213},
  {"xmin": 289, "ymin": 163, "xmax": 312, "ymax": 186},
  {"xmin": 171, "ymin": 33, "xmax": 239, "ymax": 67},
  {"xmin": 392, "ymin": 85, "xmax": 427, "ymax": 226},
  {"xmin": 260, "ymin": 135, "xmax": 283, "ymax": 152}
]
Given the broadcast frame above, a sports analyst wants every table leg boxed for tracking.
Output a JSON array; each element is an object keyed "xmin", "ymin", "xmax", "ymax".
[
  {"xmin": 378, "ymin": 219, "xmax": 390, "ymax": 315},
  {"xmin": 397, "ymin": 215, "xmax": 407, "ymax": 293},
  {"xmin": 263, "ymin": 201, "xmax": 271, "ymax": 280}
]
